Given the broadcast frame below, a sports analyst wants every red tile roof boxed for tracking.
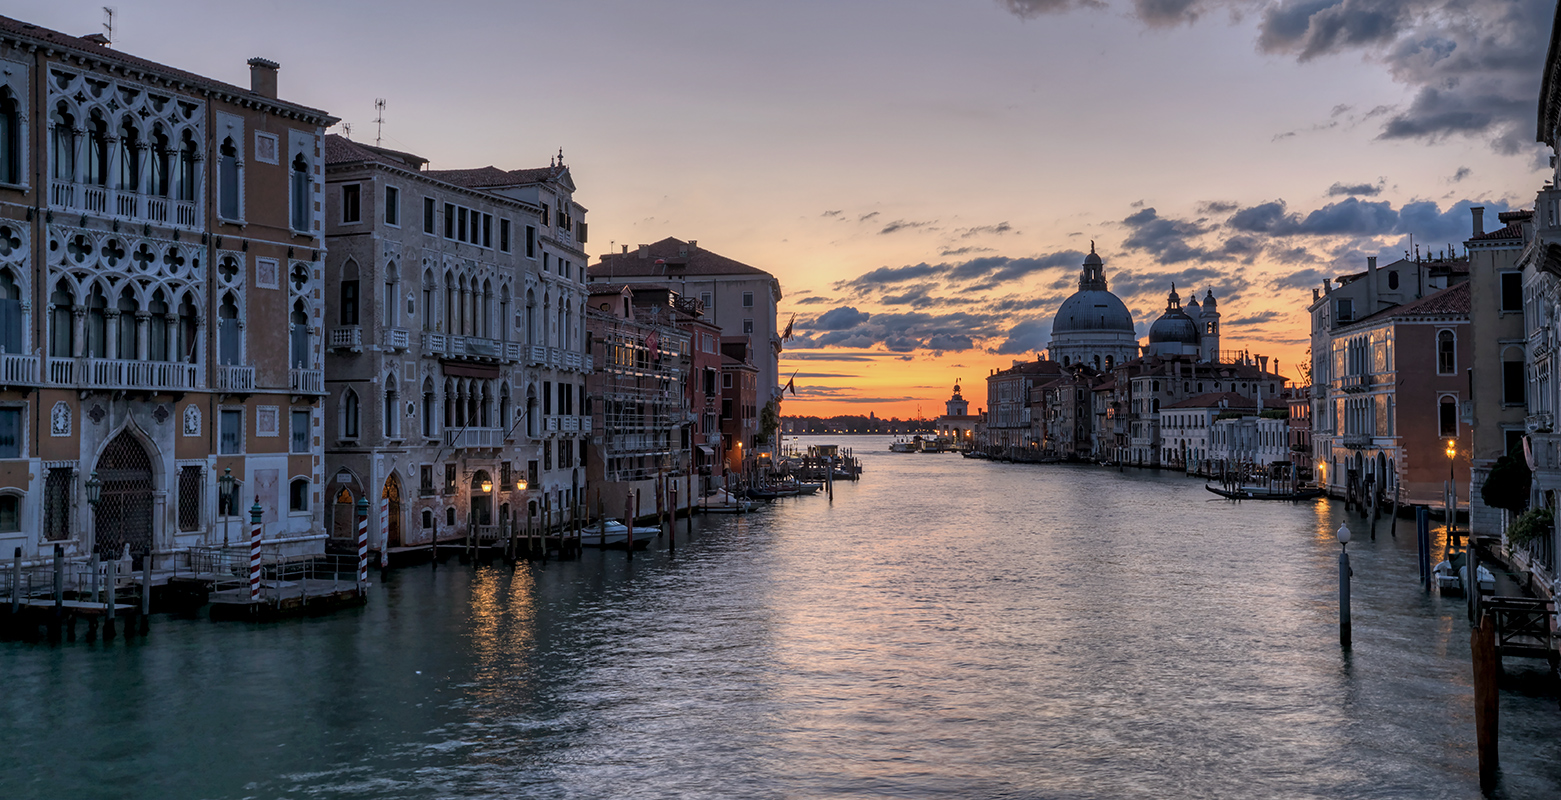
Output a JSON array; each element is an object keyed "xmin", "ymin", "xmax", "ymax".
[
  {"xmin": 1163, "ymin": 392, "xmax": 1257, "ymax": 410},
  {"xmin": 323, "ymin": 134, "xmax": 426, "ymax": 170},
  {"xmin": 426, "ymin": 165, "xmax": 570, "ymax": 189},
  {"xmin": 1471, "ymin": 222, "xmax": 1525, "ymax": 241},
  {"xmin": 1354, "ymin": 281, "xmax": 1470, "ymax": 324},
  {"xmin": 590, "ymin": 238, "xmax": 777, "ymax": 280},
  {"xmin": 0, "ymin": 14, "xmax": 333, "ymax": 124}
]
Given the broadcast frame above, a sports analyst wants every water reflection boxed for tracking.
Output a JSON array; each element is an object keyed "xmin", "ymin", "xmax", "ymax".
[{"xmin": 1, "ymin": 437, "xmax": 1559, "ymax": 799}]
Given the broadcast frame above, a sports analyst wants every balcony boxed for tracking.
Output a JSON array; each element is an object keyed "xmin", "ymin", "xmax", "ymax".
[
  {"xmin": 421, "ymin": 332, "xmax": 511, "ymax": 362},
  {"xmin": 330, "ymin": 326, "xmax": 363, "ymax": 353},
  {"xmin": 0, "ymin": 353, "xmax": 38, "ymax": 385},
  {"xmin": 444, "ymin": 427, "xmax": 503, "ymax": 449},
  {"xmin": 581, "ymin": 418, "xmax": 593, "ymax": 434},
  {"xmin": 386, "ymin": 328, "xmax": 410, "ymax": 352},
  {"xmin": 1341, "ymin": 433, "xmax": 1372, "ymax": 449},
  {"xmin": 50, "ymin": 182, "xmax": 200, "ymax": 230},
  {"xmin": 215, "ymin": 364, "xmax": 255, "ymax": 393},
  {"xmin": 529, "ymin": 345, "xmax": 547, "ymax": 366},
  {"xmin": 584, "ymin": 354, "xmax": 593, "ymax": 372},
  {"xmin": 564, "ymin": 351, "xmax": 582, "ymax": 371},
  {"xmin": 290, "ymin": 368, "xmax": 324, "ymax": 394},
  {"xmin": 1340, "ymin": 374, "xmax": 1371, "ymax": 393},
  {"xmin": 46, "ymin": 357, "xmax": 200, "ymax": 391},
  {"xmin": 549, "ymin": 347, "xmax": 563, "ymax": 368}
]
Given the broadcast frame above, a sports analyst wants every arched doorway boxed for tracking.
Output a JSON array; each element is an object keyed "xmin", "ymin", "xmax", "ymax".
[
  {"xmin": 382, "ymin": 473, "xmax": 403, "ymax": 549},
  {"xmin": 94, "ymin": 430, "xmax": 154, "ymax": 562},
  {"xmin": 331, "ymin": 487, "xmax": 356, "ymax": 543},
  {"xmin": 469, "ymin": 470, "xmax": 493, "ymax": 532}
]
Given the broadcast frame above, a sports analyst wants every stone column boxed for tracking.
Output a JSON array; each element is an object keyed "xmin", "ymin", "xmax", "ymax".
[
  {"xmin": 71, "ymin": 306, "xmax": 85, "ymax": 359},
  {"xmin": 136, "ymin": 311, "xmax": 150, "ymax": 361}
]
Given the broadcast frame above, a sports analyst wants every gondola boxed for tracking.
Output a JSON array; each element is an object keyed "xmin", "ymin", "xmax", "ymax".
[{"xmin": 1205, "ymin": 484, "xmax": 1324, "ymax": 501}]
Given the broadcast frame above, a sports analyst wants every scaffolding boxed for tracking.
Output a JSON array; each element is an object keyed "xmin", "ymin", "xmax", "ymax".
[{"xmin": 588, "ymin": 306, "xmax": 690, "ymax": 483}]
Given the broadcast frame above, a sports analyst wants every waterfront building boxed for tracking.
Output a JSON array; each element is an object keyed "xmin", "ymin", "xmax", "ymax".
[
  {"xmin": 1031, "ymin": 365, "xmax": 1102, "ymax": 459},
  {"xmin": 1462, "ymin": 209, "xmax": 1531, "ymax": 536},
  {"xmin": 0, "ymin": 18, "xmax": 337, "ymax": 564},
  {"xmin": 935, "ymin": 383, "xmax": 980, "ymax": 444},
  {"xmin": 585, "ymin": 284, "xmax": 691, "ymax": 512},
  {"xmin": 1308, "ymin": 275, "xmax": 1471, "ymax": 505},
  {"xmin": 1110, "ymin": 353, "xmax": 1285, "ymax": 468},
  {"xmin": 1046, "ymin": 244, "xmax": 1137, "ymax": 370},
  {"xmin": 321, "ymin": 135, "xmax": 581, "ymax": 557},
  {"xmin": 590, "ymin": 239, "xmax": 783, "ymax": 420},
  {"xmin": 983, "ymin": 358, "xmax": 1062, "ymax": 454},
  {"xmin": 1161, "ymin": 392, "xmax": 1252, "ymax": 472},
  {"xmin": 720, "ymin": 337, "xmax": 760, "ymax": 475},
  {"xmin": 1287, "ymin": 385, "xmax": 1312, "ymax": 474}
]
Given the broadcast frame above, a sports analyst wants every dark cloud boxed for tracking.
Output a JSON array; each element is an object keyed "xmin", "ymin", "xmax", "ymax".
[
  {"xmin": 1199, "ymin": 200, "xmax": 1240, "ymax": 214},
  {"xmin": 1000, "ymin": 0, "xmax": 1105, "ymax": 18},
  {"xmin": 1227, "ymin": 197, "xmax": 1400, "ymax": 236},
  {"xmin": 839, "ymin": 251, "xmax": 1082, "ymax": 292},
  {"xmin": 1121, "ymin": 207, "xmax": 1214, "ymax": 263},
  {"xmin": 821, "ymin": 210, "xmax": 843, "ymax": 218},
  {"xmin": 811, "ymin": 306, "xmax": 871, "ymax": 331},
  {"xmin": 837, "ymin": 263, "xmax": 940, "ymax": 290},
  {"xmin": 880, "ymin": 219, "xmax": 934, "ymax": 235},
  {"xmin": 993, "ymin": 318, "xmax": 1053, "ymax": 355},
  {"xmin": 793, "ymin": 296, "xmax": 832, "ymax": 305},
  {"xmin": 1258, "ymin": 0, "xmax": 1406, "ymax": 61},
  {"xmin": 1231, "ymin": 310, "xmax": 1284, "ymax": 325},
  {"xmin": 858, "ymin": 211, "xmax": 880, "ymax": 222},
  {"xmin": 957, "ymin": 222, "xmax": 1016, "ymax": 238},
  {"xmin": 792, "ymin": 308, "xmax": 1011, "ymax": 354},
  {"xmin": 1269, "ymin": 266, "xmax": 1334, "ymax": 290},
  {"xmin": 1327, "ymin": 181, "xmax": 1382, "ymax": 196},
  {"xmin": 1451, "ymin": 166, "xmax": 1472, "ymax": 182},
  {"xmin": 940, "ymin": 246, "xmax": 996, "ymax": 256}
]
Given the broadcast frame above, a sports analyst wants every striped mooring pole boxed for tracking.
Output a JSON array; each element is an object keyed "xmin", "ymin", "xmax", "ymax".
[
  {"xmin": 357, "ymin": 496, "xmax": 370, "ymax": 584},
  {"xmin": 249, "ymin": 501, "xmax": 263, "ymax": 602}
]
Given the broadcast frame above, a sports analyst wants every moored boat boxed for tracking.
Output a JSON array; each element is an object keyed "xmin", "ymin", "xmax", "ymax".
[{"xmin": 1205, "ymin": 484, "xmax": 1324, "ymax": 501}]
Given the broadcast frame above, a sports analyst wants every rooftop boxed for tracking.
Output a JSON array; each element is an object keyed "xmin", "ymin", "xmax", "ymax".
[{"xmin": 592, "ymin": 238, "xmax": 777, "ymax": 281}]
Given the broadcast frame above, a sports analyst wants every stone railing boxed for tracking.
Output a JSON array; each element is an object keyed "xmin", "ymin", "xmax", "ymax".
[
  {"xmin": 47, "ymin": 356, "xmax": 199, "ymax": 391},
  {"xmin": 215, "ymin": 363, "xmax": 256, "ymax": 392},
  {"xmin": 0, "ymin": 353, "xmax": 38, "ymax": 385},
  {"xmin": 386, "ymin": 328, "xmax": 410, "ymax": 352},
  {"xmin": 50, "ymin": 181, "xmax": 201, "ymax": 230},
  {"xmin": 444, "ymin": 427, "xmax": 503, "ymax": 449},
  {"xmin": 290, "ymin": 368, "xmax": 325, "ymax": 394},
  {"xmin": 330, "ymin": 326, "xmax": 363, "ymax": 352}
]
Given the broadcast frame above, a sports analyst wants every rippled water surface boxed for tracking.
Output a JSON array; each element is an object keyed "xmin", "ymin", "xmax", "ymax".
[{"xmin": 4, "ymin": 437, "xmax": 1561, "ymax": 799}]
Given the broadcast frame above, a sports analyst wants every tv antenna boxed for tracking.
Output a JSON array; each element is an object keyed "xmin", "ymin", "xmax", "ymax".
[
  {"xmin": 340, "ymin": 122, "xmax": 352, "ymax": 139},
  {"xmin": 373, "ymin": 98, "xmax": 386, "ymax": 147},
  {"xmin": 102, "ymin": 7, "xmax": 115, "ymax": 44}
]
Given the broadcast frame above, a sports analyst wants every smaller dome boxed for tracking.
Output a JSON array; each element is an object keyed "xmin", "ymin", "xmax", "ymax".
[{"xmin": 1149, "ymin": 311, "xmax": 1200, "ymax": 345}]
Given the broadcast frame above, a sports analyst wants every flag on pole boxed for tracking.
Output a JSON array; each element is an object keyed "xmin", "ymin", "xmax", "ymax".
[
  {"xmin": 646, "ymin": 329, "xmax": 659, "ymax": 359},
  {"xmin": 782, "ymin": 314, "xmax": 795, "ymax": 341},
  {"xmin": 783, "ymin": 370, "xmax": 798, "ymax": 396}
]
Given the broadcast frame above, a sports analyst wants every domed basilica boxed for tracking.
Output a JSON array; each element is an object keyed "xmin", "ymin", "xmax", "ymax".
[{"xmin": 1047, "ymin": 244, "xmax": 1138, "ymax": 370}]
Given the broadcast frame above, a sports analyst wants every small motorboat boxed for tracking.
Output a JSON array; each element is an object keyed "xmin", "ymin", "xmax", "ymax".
[
  {"xmin": 1205, "ymin": 484, "xmax": 1324, "ymax": 501},
  {"xmin": 1433, "ymin": 554, "xmax": 1495, "ymax": 596},
  {"xmin": 701, "ymin": 489, "xmax": 754, "ymax": 513},
  {"xmin": 580, "ymin": 519, "xmax": 633, "ymax": 548}
]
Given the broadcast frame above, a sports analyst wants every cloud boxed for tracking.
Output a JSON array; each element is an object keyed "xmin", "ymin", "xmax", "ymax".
[
  {"xmin": 993, "ymin": 318, "xmax": 1054, "ymax": 355},
  {"xmin": 1451, "ymin": 166, "xmax": 1472, "ymax": 182},
  {"xmin": 811, "ymin": 306, "xmax": 871, "ymax": 331},
  {"xmin": 858, "ymin": 211, "xmax": 880, "ymax": 222},
  {"xmin": 822, "ymin": 209, "xmax": 843, "ymax": 218},
  {"xmin": 1121, "ymin": 207, "xmax": 1214, "ymax": 263},
  {"xmin": 940, "ymin": 246, "xmax": 996, "ymax": 256},
  {"xmin": 1327, "ymin": 181, "xmax": 1382, "ymax": 196},
  {"xmin": 1000, "ymin": 0, "xmax": 1106, "ymax": 18},
  {"xmin": 837, "ymin": 263, "xmax": 941, "ymax": 289},
  {"xmin": 957, "ymin": 222, "xmax": 1016, "ymax": 238},
  {"xmin": 880, "ymin": 219, "xmax": 934, "ymax": 235},
  {"xmin": 838, "ymin": 251, "xmax": 1083, "ymax": 292},
  {"xmin": 793, "ymin": 296, "xmax": 833, "ymax": 305},
  {"xmin": 1230, "ymin": 310, "xmax": 1284, "ymax": 325},
  {"xmin": 1199, "ymin": 200, "xmax": 1240, "ymax": 214}
]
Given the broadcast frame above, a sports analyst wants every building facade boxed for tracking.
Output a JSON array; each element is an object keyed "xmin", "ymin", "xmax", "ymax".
[{"xmin": 0, "ymin": 18, "xmax": 337, "ymax": 565}]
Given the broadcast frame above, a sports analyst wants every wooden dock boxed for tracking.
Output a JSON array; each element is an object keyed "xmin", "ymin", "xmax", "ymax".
[{"xmin": 208, "ymin": 579, "xmax": 367, "ymax": 621}]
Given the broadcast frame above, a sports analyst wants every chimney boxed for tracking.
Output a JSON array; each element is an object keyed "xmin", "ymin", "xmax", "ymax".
[
  {"xmin": 689, "ymin": 240, "xmax": 697, "ymax": 251},
  {"xmin": 679, "ymin": 242, "xmax": 688, "ymax": 257},
  {"xmin": 637, "ymin": 244, "xmax": 648, "ymax": 259},
  {"xmin": 1366, "ymin": 256, "xmax": 1378, "ymax": 311},
  {"xmin": 1471, "ymin": 206, "xmax": 1485, "ymax": 238},
  {"xmin": 621, "ymin": 244, "xmax": 628, "ymax": 255},
  {"xmin": 247, "ymin": 58, "xmax": 279, "ymax": 99}
]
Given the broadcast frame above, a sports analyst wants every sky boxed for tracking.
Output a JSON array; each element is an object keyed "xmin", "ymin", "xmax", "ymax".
[{"xmin": 22, "ymin": 0, "xmax": 1554, "ymax": 418}]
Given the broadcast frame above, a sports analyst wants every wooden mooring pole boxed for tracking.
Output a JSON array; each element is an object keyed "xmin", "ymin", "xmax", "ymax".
[
  {"xmin": 1472, "ymin": 611, "xmax": 1500, "ymax": 790},
  {"xmin": 625, "ymin": 493, "xmax": 635, "ymax": 561},
  {"xmin": 102, "ymin": 557, "xmax": 116, "ymax": 640},
  {"xmin": 140, "ymin": 553, "xmax": 151, "ymax": 635}
]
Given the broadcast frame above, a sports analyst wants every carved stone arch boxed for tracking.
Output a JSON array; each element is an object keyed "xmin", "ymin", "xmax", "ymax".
[{"xmin": 90, "ymin": 418, "xmax": 164, "ymax": 563}]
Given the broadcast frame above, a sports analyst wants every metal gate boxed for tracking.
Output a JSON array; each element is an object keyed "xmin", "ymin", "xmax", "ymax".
[{"xmin": 94, "ymin": 431, "xmax": 153, "ymax": 560}]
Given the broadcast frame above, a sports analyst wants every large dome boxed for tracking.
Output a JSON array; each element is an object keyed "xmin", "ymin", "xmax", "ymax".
[{"xmin": 1053, "ymin": 290, "xmax": 1135, "ymax": 334}]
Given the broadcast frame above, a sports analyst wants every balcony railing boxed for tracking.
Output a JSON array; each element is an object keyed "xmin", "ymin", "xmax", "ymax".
[
  {"xmin": 0, "ymin": 353, "xmax": 38, "ymax": 385},
  {"xmin": 386, "ymin": 328, "xmax": 410, "ymax": 352},
  {"xmin": 290, "ymin": 368, "xmax": 325, "ymax": 394},
  {"xmin": 50, "ymin": 181, "xmax": 200, "ymax": 230},
  {"xmin": 215, "ymin": 363, "xmax": 256, "ymax": 392},
  {"xmin": 420, "ymin": 332, "xmax": 511, "ymax": 361},
  {"xmin": 444, "ymin": 427, "xmax": 503, "ymax": 449},
  {"xmin": 529, "ymin": 345, "xmax": 547, "ymax": 365},
  {"xmin": 330, "ymin": 326, "xmax": 363, "ymax": 352},
  {"xmin": 565, "ymin": 351, "xmax": 582, "ymax": 371},
  {"xmin": 1341, "ymin": 433, "xmax": 1372, "ymax": 449},
  {"xmin": 45, "ymin": 356, "xmax": 199, "ymax": 391}
]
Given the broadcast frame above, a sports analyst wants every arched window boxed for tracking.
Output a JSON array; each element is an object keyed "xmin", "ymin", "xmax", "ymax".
[
  {"xmin": 1436, "ymin": 330, "xmax": 1455, "ymax": 375},
  {"xmin": 86, "ymin": 285, "xmax": 108, "ymax": 358},
  {"xmin": 290, "ymin": 300, "xmax": 309, "ymax": 367},
  {"xmin": 444, "ymin": 272, "xmax": 456, "ymax": 334},
  {"xmin": 50, "ymin": 103, "xmax": 76, "ymax": 183},
  {"xmin": 178, "ymin": 130, "xmax": 198, "ymax": 202},
  {"xmin": 117, "ymin": 117, "xmax": 141, "ymax": 193},
  {"xmin": 383, "ymin": 261, "xmax": 398, "ymax": 328},
  {"xmin": 86, "ymin": 112, "xmax": 109, "ymax": 187},
  {"xmin": 543, "ymin": 293, "xmax": 552, "ymax": 347},
  {"xmin": 421, "ymin": 270, "xmax": 436, "ymax": 332},
  {"xmin": 384, "ymin": 374, "xmax": 399, "ymax": 439},
  {"xmin": 290, "ymin": 152, "xmax": 310, "ymax": 231},
  {"xmin": 150, "ymin": 127, "xmax": 171, "ymax": 198},
  {"xmin": 1439, "ymin": 395, "xmax": 1458, "ymax": 437},
  {"xmin": 289, "ymin": 479, "xmax": 309, "ymax": 512},
  {"xmin": 422, "ymin": 377, "xmax": 435, "ymax": 438},
  {"xmin": 148, "ymin": 291, "xmax": 168, "ymax": 361},
  {"xmin": 422, "ymin": 508, "xmax": 432, "ymax": 530},
  {"xmin": 482, "ymin": 278, "xmax": 493, "ymax": 338},
  {"xmin": 525, "ymin": 288, "xmax": 537, "ymax": 345},
  {"xmin": 526, "ymin": 386, "xmax": 538, "ymax": 438},
  {"xmin": 341, "ymin": 388, "xmax": 360, "ymax": 439},
  {"xmin": 444, "ymin": 378, "xmax": 456, "ymax": 429},
  {"xmin": 339, "ymin": 259, "xmax": 359, "ymax": 326},
  {"xmin": 218, "ymin": 292, "xmax": 240, "ymax": 365},
  {"xmin": 116, "ymin": 288, "xmax": 138, "ymax": 360},
  {"xmin": 0, "ymin": 89, "xmax": 18, "ymax": 185},
  {"xmin": 50, "ymin": 281, "xmax": 74, "ymax": 358},
  {"xmin": 177, "ymin": 292, "xmax": 198, "ymax": 363},
  {"xmin": 446, "ymin": 507, "xmax": 455, "ymax": 527},
  {"xmin": 218, "ymin": 136, "xmax": 240, "ymax": 219},
  {"xmin": 499, "ymin": 287, "xmax": 510, "ymax": 343},
  {"xmin": 500, "ymin": 383, "xmax": 511, "ymax": 433},
  {"xmin": 0, "ymin": 270, "xmax": 22, "ymax": 355}
]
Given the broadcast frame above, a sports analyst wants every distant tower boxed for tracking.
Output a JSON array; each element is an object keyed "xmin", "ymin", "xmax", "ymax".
[
  {"xmin": 1199, "ymin": 288, "xmax": 1220, "ymax": 362},
  {"xmin": 946, "ymin": 383, "xmax": 969, "ymax": 417}
]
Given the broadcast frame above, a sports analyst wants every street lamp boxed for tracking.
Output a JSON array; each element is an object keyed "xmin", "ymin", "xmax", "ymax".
[
  {"xmin": 84, "ymin": 470, "xmax": 103, "ymax": 557},
  {"xmin": 217, "ymin": 467, "xmax": 235, "ymax": 546},
  {"xmin": 516, "ymin": 477, "xmax": 527, "ymax": 492},
  {"xmin": 1337, "ymin": 521, "xmax": 1352, "ymax": 649},
  {"xmin": 481, "ymin": 479, "xmax": 493, "ymax": 494}
]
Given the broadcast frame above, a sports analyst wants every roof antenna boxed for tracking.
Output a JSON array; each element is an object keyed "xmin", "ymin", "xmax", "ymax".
[
  {"xmin": 340, "ymin": 122, "xmax": 352, "ymax": 139},
  {"xmin": 102, "ymin": 7, "xmax": 115, "ymax": 44},
  {"xmin": 373, "ymin": 98, "xmax": 386, "ymax": 147}
]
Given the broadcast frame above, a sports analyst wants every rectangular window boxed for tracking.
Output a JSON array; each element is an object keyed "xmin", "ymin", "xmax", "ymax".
[
  {"xmin": 220, "ymin": 409, "xmax": 243, "ymax": 454},
  {"xmin": 743, "ymin": 318, "xmax": 754, "ymax": 334},
  {"xmin": 421, "ymin": 465, "xmax": 434, "ymax": 495},
  {"xmin": 1501, "ymin": 272, "xmax": 1522, "ymax": 312},
  {"xmin": 526, "ymin": 226, "xmax": 536, "ymax": 257},
  {"xmin": 527, "ymin": 460, "xmax": 538, "ymax": 489},
  {"xmin": 1504, "ymin": 360, "xmax": 1525, "ymax": 405},
  {"xmin": 457, "ymin": 207, "xmax": 468, "ymax": 242},
  {"xmin": 178, "ymin": 465, "xmax": 202, "ymax": 531},
  {"xmin": 342, "ymin": 184, "xmax": 361, "ymax": 223},
  {"xmin": 543, "ymin": 441, "xmax": 552, "ymax": 471},
  {"xmin": 444, "ymin": 463, "xmax": 456, "ymax": 493},
  {"xmin": 483, "ymin": 214, "xmax": 493, "ymax": 248},
  {"xmin": 0, "ymin": 407, "xmax": 18, "ymax": 458},
  {"xmin": 700, "ymin": 292, "xmax": 712, "ymax": 307},
  {"xmin": 742, "ymin": 292, "xmax": 754, "ymax": 307},
  {"xmin": 500, "ymin": 219, "xmax": 511, "ymax": 252},
  {"xmin": 1439, "ymin": 397, "xmax": 1458, "ymax": 437},
  {"xmin": 543, "ymin": 381, "xmax": 552, "ymax": 415},
  {"xmin": 291, "ymin": 410, "xmax": 310, "ymax": 453},
  {"xmin": 44, "ymin": 467, "xmax": 71, "ymax": 541},
  {"xmin": 723, "ymin": 373, "xmax": 733, "ymax": 389},
  {"xmin": 384, "ymin": 186, "xmax": 399, "ymax": 226},
  {"xmin": 1336, "ymin": 298, "xmax": 1353, "ymax": 322},
  {"xmin": 424, "ymin": 197, "xmax": 436, "ymax": 234},
  {"xmin": 444, "ymin": 203, "xmax": 455, "ymax": 239}
]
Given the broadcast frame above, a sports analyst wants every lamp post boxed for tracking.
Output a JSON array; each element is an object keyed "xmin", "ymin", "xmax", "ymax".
[
  {"xmin": 218, "ymin": 467, "xmax": 235, "ymax": 547},
  {"xmin": 1337, "ymin": 521, "xmax": 1352, "ymax": 649},
  {"xmin": 84, "ymin": 471, "xmax": 111, "ymax": 635}
]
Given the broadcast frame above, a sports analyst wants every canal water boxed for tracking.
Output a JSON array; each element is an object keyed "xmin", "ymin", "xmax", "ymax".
[{"xmin": 3, "ymin": 436, "xmax": 1560, "ymax": 799}]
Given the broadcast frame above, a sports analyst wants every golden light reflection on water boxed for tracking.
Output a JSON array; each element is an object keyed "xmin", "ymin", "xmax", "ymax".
[{"xmin": 463, "ymin": 566, "xmax": 538, "ymax": 713}]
